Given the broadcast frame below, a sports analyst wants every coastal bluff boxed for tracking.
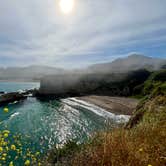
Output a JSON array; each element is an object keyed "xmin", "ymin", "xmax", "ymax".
[{"xmin": 39, "ymin": 70, "xmax": 150, "ymax": 97}]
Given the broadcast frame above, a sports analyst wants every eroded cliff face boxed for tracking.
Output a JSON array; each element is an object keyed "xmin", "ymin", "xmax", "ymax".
[{"xmin": 39, "ymin": 70, "xmax": 150, "ymax": 97}]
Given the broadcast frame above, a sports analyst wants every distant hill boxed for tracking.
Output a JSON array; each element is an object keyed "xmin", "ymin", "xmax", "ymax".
[
  {"xmin": 88, "ymin": 54, "xmax": 166, "ymax": 73},
  {"xmin": 0, "ymin": 54, "xmax": 165, "ymax": 81},
  {"xmin": 0, "ymin": 66, "xmax": 65, "ymax": 81}
]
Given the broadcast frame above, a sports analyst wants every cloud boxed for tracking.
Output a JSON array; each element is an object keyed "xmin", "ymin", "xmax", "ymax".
[{"xmin": 0, "ymin": 0, "xmax": 166, "ymax": 67}]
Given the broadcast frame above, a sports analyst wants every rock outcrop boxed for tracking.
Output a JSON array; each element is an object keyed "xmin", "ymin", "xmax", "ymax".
[{"xmin": 0, "ymin": 92, "xmax": 27, "ymax": 106}]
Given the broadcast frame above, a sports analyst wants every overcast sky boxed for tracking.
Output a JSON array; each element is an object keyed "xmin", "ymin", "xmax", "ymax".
[{"xmin": 0, "ymin": 0, "xmax": 166, "ymax": 68}]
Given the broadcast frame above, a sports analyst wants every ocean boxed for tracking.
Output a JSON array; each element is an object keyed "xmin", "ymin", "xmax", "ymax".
[
  {"xmin": 0, "ymin": 82, "xmax": 128, "ymax": 165},
  {"xmin": 0, "ymin": 81, "xmax": 40, "ymax": 93}
]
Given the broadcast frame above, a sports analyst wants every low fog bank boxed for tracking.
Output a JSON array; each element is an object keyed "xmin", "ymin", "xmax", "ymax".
[
  {"xmin": 39, "ymin": 69, "xmax": 151, "ymax": 97},
  {"xmin": 38, "ymin": 54, "xmax": 166, "ymax": 97},
  {"xmin": 0, "ymin": 66, "xmax": 65, "ymax": 81}
]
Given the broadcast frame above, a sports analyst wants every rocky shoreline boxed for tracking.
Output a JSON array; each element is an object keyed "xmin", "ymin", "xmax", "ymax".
[{"xmin": 0, "ymin": 89, "xmax": 38, "ymax": 106}]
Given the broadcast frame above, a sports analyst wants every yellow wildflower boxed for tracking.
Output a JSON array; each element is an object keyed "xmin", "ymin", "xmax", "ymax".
[
  {"xmin": 24, "ymin": 159, "xmax": 30, "ymax": 166},
  {"xmin": 4, "ymin": 133, "xmax": 9, "ymax": 138},
  {"xmin": 9, "ymin": 161, "xmax": 14, "ymax": 166},
  {"xmin": 2, "ymin": 153, "xmax": 7, "ymax": 157},
  {"xmin": 3, "ymin": 108, "xmax": 9, "ymax": 113},
  {"xmin": 38, "ymin": 162, "xmax": 42, "ymax": 166},
  {"xmin": 11, "ymin": 144, "xmax": 16, "ymax": 150},
  {"xmin": 0, "ymin": 147, "xmax": 3, "ymax": 152},
  {"xmin": 148, "ymin": 165, "xmax": 152, "ymax": 166},
  {"xmin": 1, "ymin": 157, "xmax": 5, "ymax": 161}
]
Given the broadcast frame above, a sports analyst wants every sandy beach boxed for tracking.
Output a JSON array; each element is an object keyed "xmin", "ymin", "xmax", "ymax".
[{"xmin": 77, "ymin": 95, "xmax": 139, "ymax": 115}]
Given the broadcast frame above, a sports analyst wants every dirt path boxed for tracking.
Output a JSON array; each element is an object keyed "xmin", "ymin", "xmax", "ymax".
[{"xmin": 77, "ymin": 95, "xmax": 139, "ymax": 115}]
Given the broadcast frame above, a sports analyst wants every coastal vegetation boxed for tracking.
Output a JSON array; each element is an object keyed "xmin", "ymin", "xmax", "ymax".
[{"xmin": 44, "ymin": 70, "xmax": 166, "ymax": 166}]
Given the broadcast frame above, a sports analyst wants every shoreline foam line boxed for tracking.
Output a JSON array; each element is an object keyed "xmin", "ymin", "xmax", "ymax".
[{"xmin": 61, "ymin": 98, "xmax": 130, "ymax": 123}]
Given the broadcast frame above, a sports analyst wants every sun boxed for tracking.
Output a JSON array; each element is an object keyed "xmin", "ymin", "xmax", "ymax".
[{"xmin": 59, "ymin": 0, "xmax": 75, "ymax": 14}]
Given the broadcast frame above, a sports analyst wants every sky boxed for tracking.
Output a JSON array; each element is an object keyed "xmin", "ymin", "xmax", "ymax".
[{"xmin": 0, "ymin": 0, "xmax": 166, "ymax": 68}]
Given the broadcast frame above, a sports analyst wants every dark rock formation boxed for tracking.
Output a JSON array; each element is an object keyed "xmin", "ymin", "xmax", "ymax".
[{"xmin": 0, "ymin": 92, "xmax": 27, "ymax": 106}]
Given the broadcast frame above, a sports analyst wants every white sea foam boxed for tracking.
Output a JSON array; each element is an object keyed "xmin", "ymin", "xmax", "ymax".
[
  {"xmin": 9, "ymin": 101, "xmax": 19, "ymax": 105},
  {"xmin": 10, "ymin": 112, "xmax": 20, "ymax": 119},
  {"xmin": 61, "ymin": 98, "xmax": 130, "ymax": 123}
]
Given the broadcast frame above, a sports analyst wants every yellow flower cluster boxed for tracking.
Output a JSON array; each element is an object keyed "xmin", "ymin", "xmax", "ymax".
[{"xmin": 0, "ymin": 108, "xmax": 42, "ymax": 165}]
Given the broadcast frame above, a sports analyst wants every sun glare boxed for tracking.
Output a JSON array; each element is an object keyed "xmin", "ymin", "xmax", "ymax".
[{"xmin": 59, "ymin": 0, "xmax": 75, "ymax": 14}]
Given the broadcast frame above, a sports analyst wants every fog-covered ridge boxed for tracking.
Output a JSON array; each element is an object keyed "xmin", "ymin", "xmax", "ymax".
[
  {"xmin": 38, "ymin": 55, "xmax": 166, "ymax": 96},
  {"xmin": 88, "ymin": 54, "xmax": 166, "ymax": 73},
  {"xmin": 0, "ymin": 54, "xmax": 165, "ymax": 81}
]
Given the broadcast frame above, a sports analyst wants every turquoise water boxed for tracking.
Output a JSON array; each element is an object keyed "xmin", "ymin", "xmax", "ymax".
[
  {"xmin": 0, "ymin": 81, "xmax": 40, "ymax": 93},
  {"xmin": 0, "ymin": 82, "xmax": 109, "ymax": 165}
]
